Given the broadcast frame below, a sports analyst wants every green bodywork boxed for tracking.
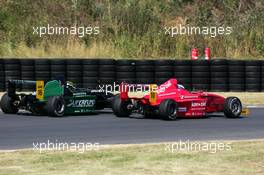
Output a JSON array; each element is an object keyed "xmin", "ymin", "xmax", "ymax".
[
  {"xmin": 64, "ymin": 94, "xmax": 96, "ymax": 114},
  {"xmin": 43, "ymin": 80, "xmax": 64, "ymax": 100},
  {"xmin": 41, "ymin": 80, "xmax": 96, "ymax": 114}
]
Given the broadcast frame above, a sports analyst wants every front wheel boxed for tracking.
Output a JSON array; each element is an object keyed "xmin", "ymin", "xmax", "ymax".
[
  {"xmin": 159, "ymin": 99, "xmax": 178, "ymax": 120},
  {"xmin": 224, "ymin": 97, "xmax": 242, "ymax": 118},
  {"xmin": 112, "ymin": 96, "xmax": 131, "ymax": 117},
  {"xmin": 0, "ymin": 93, "xmax": 19, "ymax": 114},
  {"xmin": 46, "ymin": 96, "xmax": 65, "ymax": 117}
]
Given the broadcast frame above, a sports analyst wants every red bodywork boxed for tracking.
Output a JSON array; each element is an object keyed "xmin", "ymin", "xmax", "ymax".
[{"xmin": 120, "ymin": 78, "xmax": 225, "ymax": 117}]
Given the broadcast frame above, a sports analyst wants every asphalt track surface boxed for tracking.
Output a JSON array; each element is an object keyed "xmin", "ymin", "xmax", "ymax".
[{"xmin": 0, "ymin": 108, "xmax": 264, "ymax": 149}]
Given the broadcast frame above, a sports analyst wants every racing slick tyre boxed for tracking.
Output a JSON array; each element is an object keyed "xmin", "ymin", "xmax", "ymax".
[
  {"xmin": 0, "ymin": 93, "xmax": 19, "ymax": 114},
  {"xmin": 46, "ymin": 96, "xmax": 65, "ymax": 117},
  {"xmin": 112, "ymin": 96, "xmax": 131, "ymax": 117},
  {"xmin": 159, "ymin": 99, "xmax": 178, "ymax": 120},
  {"xmin": 223, "ymin": 97, "xmax": 242, "ymax": 118}
]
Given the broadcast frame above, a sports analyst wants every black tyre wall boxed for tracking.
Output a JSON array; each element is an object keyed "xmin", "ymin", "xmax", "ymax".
[
  {"xmin": 35, "ymin": 59, "xmax": 50, "ymax": 83},
  {"xmin": 210, "ymin": 59, "xmax": 228, "ymax": 91},
  {"xmin": 173, "ymin": 60, "xmax": 192, "ymax": 90},
  {"xmin": 50, "ymin": 59, "xmax": 66, "ymax": 81},
  {"xmin": 98, "ymin": 59, "xmax": 116, "ymax": 86},
  {"xmin": 155, "ymin": 60, "xmax": 173, "ymax": 85},
  {"xmin": 228, "ymin": 60, "xmax": 245, "ymax": 92},
  {"xmin": 116, "ymin": 59, "xmax": 136, "ymax": 84},
  {"xmin": 192, "ymin": 60, "xmax": 210, "ymax": 91},
  {"xmin": 20, "ymin": 59, "xmax": 35, "ymax": 91},
  {"xmin": 4, "ymin": 59, "xmax": 21, "ymax": 91},
  {"xmin": 262, "ymin": 61, "xmax": 264, "ymax": 92},
  {"xmin": 135, "ymin": 60, "xmax": 155, "ymax": 84},
  {"xmin": 83, "ymin": 59, "xmax": 99, "ymax": 89},
  {"xmin": 0, "ymin": 59, "xmax": 4, "ymax": 91},
  {"xmin": 245, "ymin": 61, "xmax": 261, "ymax": 92},
  {"xmin": 0, "ymin": 59, "xmax": 263, "ymax": 92},
  {"xmin": 66, "ymin": 59, "xmax": 83, "ymax": 88}
]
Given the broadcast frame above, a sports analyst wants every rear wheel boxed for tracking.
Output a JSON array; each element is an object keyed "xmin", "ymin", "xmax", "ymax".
[
  {"xmin": 224, "ymin": 97, "xmax": 242, "ymax": 118},
  {"xmin": 46, "ymin": 96, "xmax": 65, "ymax": 117},
  {"xmin": 159, "ymin": 99, "xmax": 178, "ymax": 120},
  {"xmin": 112, "ymin": 96, "xmax": 131, "ymax": 117},
  {"xmin": 0, "ymin": 93, "xmax": 19, "ymax": 114}
]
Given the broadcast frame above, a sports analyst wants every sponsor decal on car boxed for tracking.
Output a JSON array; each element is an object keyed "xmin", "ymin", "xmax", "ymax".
[
  {"xmin": 73, "ymin": 92, "xmax": 87, "ymax": 97},
  {"xmin": 191, "ymin": 102, "xmax": 207, "ymax": 107},
  {"xmin": 180, "ymin": 95, "xmax": 199, "ymax": 99},
  {"xmin": 178, "ymin": 107, "xmax": 187, "ymax": 112},
  {"xmin": 67, "ymin": 99, "xmax": 96, "ymax": 108},
  {"xmin": 185, "ymin": 112, "xmax": 206, "ymax": 116}
]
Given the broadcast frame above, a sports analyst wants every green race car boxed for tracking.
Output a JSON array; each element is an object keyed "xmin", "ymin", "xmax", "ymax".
[{"xmin": 0, "ymin": 79, "xmax": 113, "ymax": 117}]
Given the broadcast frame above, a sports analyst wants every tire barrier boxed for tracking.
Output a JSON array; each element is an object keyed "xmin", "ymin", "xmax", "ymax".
[
  {"xmin": 245, "ymin": 61, "xmax": 261, "ymax": 92},
  {"xmin": 0, "ymin": 59, "xmax": 4, "ymax": 91},
  {"xmin": 136, "ymin": 60, "xmax": 155, "ymax": 84},
  {"xmin": 21, "ymin": 59, "xmax": 35, "ymax": 91},
  {"xmin": 66, "ymin": 60, "xmax": 82, "ymax": 88},
  {"xmin": 192, "ymin": 60, "xmax": 210, "ymax": 91},
  {"xmin": 173, "ymin": 60, "xmax": 192, "ymax": 90},
  {"xmin": 228, "ymin": 60, "xmax": 245, "ymax": 92},
  {"xmin": 98, "ymin": 59, "xmax": 116, "ymax": 87},
  {"xmin": 82, "ymin": 59, "xmax": 99, "ymax": 89},
  {"xmin": 261, "ymin": 61, "xmax": 264, "ymax": 92},
  {"xmin": 155, "ymin": 60, "xmax": 173, "ymax": 85},
  {"xmin": 116, "ymin": 59, "xmax": 136, "ymax": 84},
  {"xmin": 50, "ymin": 59, "xmax": 66, "ymax": 81},
  {"xmin": 35, "ymin": 59, "xmax": 50, "ymax": 82},
  {"xmin": 4, "ymin": 59, "xmax": 21, "ymax": 91},
  {"xmin": 0, "ymin": 59, "xmax": 263, "ymax": 92},
  {"xmin": 210, "ymin": 59, "xmax": 228, "ymax": 92}
]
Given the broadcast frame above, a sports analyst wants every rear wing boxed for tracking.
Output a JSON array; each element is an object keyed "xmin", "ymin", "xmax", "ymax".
[
  {"xmin": 7, "ymin": 80, "xmax": 64, "ymax": 100},
  {"xmin": 7, "ymin": 80, "xmax": 37, "ymax": 97},
  {"xmin": 120, "ymin": 83, "xmax": 158, "ymax": 103}
]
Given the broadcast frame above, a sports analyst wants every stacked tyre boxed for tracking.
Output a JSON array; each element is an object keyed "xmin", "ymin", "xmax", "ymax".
[
  {"xmin": 82, "ymin": 59, "xmax": 99, "ymax": 89},
  {"xmin": 210, "ymin": 59, "xmax": 229, "ymax": 91},
  {"xmin": 135, "ymin": 60, "xmax": 155, "ymax": 84},
  {"xmin": 50, "ymin": 59, "xmax": 66, "ymax": 81},
  {"xmin": 228, "ymin": 60, "xmax": 245, "ymax": 92},
  {"xmin": 35, "ymin": 59, "xmax": 50, "ymax": 82},
  {"xmin": 98, "ymin": 59, "xmax": 116, "ymax": 86},
  {"xmin": 66, "ymin": 59, "xmax": 83, "ymax": 88},
  {"xmin": 20, "ymin": 59, "xmax": 35, "ymax": 91},
  {"xmin": 0, "ymin": 59, "xmax": 4, "ymax": 91},
  {"xmin": 154, "ymin": 60, "xmax": 173, "ymax": 85},
  {"xmin": 173, "ymin": 60, "xmax": 192, "ymax": 90},
  {"xmin": 262, "ymin": 61, "xmax": 264, "ymax": 92},
  {"xmin": 4, "ymin": 59, "xmax": 21, "ymax": 91},
  {"xmin": 116, "ymin": 60, "xmax": 136, "ymax": 84},
  {"xmin": 245, "ymin": 61, "xmax": 261, "ymax": 92},
  {"xmin": 192, "ymin": 60, "xmax": 210, "ymax": 91}
]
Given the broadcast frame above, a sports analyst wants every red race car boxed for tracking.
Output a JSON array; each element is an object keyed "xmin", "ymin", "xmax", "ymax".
[{"xmin": 112, "ymin": 78, "xmax": 245, "ymax": 120}]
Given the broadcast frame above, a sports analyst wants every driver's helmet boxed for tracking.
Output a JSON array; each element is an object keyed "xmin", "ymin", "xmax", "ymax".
[
  {"xmin": 66, "ymin": 81, "xmax": 75, "ymax": 89},
  {"xmin": 177, "ymin": 84, "xmax": 185, "ymax": 89}
]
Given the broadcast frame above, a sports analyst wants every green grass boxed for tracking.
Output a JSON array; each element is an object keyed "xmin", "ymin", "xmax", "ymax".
[
  {"xmin": 0, "ymin": 0, "xmax": 263, "ymax": 59},
  {"xmin": 0, "ymin": 140, "xmax": 264, "ymax": 175}
]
